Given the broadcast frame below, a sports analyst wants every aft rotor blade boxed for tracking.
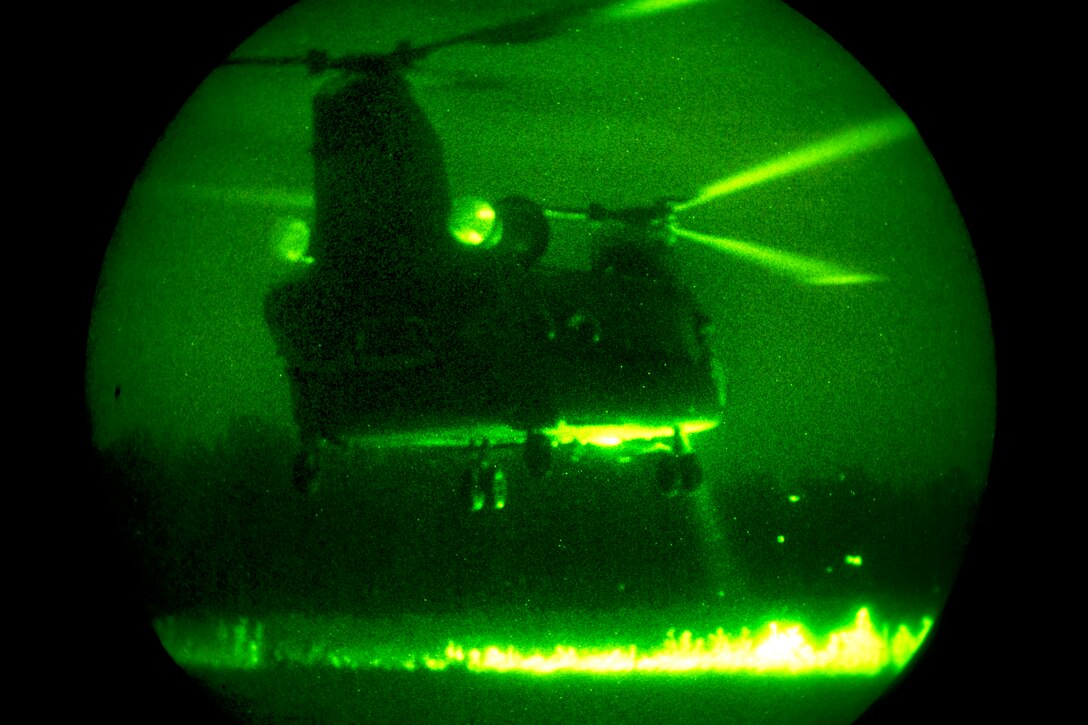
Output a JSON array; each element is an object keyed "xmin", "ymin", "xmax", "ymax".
[
  {"xmin": 672, "ymin": 227, "xmax": 887, "ymax": 286},
  {"xmin": 138, "ymin": 180, "xmax": 315, "ymax": 211},
  {"xmin": 676, "ymin": 115, "xmax": 917, "ymax": 213}
]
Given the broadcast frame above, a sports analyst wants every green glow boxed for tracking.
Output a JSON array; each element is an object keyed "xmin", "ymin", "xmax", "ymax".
[
  {"xmin": 545, "ymin": 420, "xmax": 718, "ymax": 448},
  {"xmin": 157, "ymin": 609, "xmax": 932, "ymax": 677},
  {"xmin": 672, "ymin": 227, "xmax": 886, "ymax": 286},
  {"xmin": 92, "ymin": 10, "xmax": 993, "ymax": 723},
  {"xmin": 676, "ymin": 115, "xmax": 917, "ymax": 212},
  {"xmin": 155, "ymin": 617, "xmax": 264, "ymax": 670},
  {"xmin": 777, "ymin": 535, "xmax": 785, "ymax": 544},
  {"xmin": 449, "ymin": 197, "xmax": 500, "ymax": 248},
  {"xmin": 90, "ymin": 0, "xmax": 995, "ymax": 493},
  {"xmin": 845, "ymin": 555, "xmax": 863, "ymax": 567}
]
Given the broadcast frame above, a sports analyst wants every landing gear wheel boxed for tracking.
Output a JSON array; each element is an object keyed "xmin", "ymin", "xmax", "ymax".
[
  {"xmin": 655, "ymin": 454, "xmax": 681, "ymax": 496},
  {"xmin": 488, "ymin": 468, "xmax": 507, "ymax": 510},
  {"xmin": 462, "ymin": 464, "xmax": 486, "ymax": 512},
  {"xmin": 678, "ymin": 452, "xmax": 703, "ymax": 492},
  {"xmin": 463, "ymin": 460, "xmax": 507, "ymax": 512},
  {"xmin": 655, "ymin": 452, "xmax": 702, "ymax": 496},
  {"xmin": 293, "ymin": 448, "xmax": 319, "ymax": 494},
  {"xmin": 524, "ymin": 431, "xmax": 552, "ymax": 479}
]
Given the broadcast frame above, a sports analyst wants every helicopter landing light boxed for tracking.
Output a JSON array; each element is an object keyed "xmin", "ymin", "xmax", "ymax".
[
  {"xmin": 546, "ymin": 420, "xmax": 718, "ymax": 448},
  {"xmin": 675, "ymin": 115, "xmax": 916, "ymax": 213},
  {"xmin": 450, "ymin": 197, "xmax": 501, "ymax": 248},
  {"xmin": 155, "ymin": 607, "xmax": 932, "ymax": 676}
]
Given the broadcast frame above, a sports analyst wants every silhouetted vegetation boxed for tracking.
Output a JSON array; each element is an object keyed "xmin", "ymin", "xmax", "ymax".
[
  {"xmin": 100, "ymin": 420, "xmax": 983, "ymax": 620},
  {"xmin": 712, "ymin": 465, "xmax": 981, "ymax": 613},
  {"xmin": 102, "ymin": 417, "xmax": 305, "ymax": 616}
]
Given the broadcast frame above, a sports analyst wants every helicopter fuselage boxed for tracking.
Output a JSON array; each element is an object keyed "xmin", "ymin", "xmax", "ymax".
[{"xmin": 263, "ymin": 62, "xmax": 723, "ymax": 499}]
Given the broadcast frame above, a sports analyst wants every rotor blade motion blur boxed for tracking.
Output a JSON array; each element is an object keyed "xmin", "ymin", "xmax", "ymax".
[
  {"xmin": 225, "ymin": 4, "xmax": 622, "ymax": 73},
  {"xmin": 676, "ymin": 115, "xmax": 917, "ymax": 213},
  {"xmin": 602, "ymin": 0, "xmax": 715, "ymax": 20},
  {"xmin": 139, "ymin": 181, "xmax": 315, "ymax": 211},
  {"xmin": 672, "ymin": 227, "xmax": 887, "ymax": 286}
]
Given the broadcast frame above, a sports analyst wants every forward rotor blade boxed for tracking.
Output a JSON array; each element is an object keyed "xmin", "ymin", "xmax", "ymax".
[
  {"xmin": 224, "ymin": 4, "xmax": 613, "ymax": 73},
  {"xmin": 223, "ymin": 1, "xmax": 711, "ymax": 75},
  {"xmin": 412, "ymin": 2, "xmax": 611, "ymax": 55},
  {"xmin": 672, "ymin": 227, "xmax": 887, "ymax": 286}
]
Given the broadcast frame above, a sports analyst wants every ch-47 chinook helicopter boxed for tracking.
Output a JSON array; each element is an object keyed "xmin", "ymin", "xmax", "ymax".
[{"xmin": 230, "ymin": 4, "xmax": 895, "ymax": 511}]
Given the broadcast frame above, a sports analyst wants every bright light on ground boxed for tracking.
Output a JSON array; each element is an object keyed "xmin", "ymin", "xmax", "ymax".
[{"xmin": 156, "ymin": 608, "xmax": 931, "ymax": 677}]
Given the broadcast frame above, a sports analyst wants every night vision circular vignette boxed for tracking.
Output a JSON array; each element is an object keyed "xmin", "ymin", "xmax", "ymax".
[{"xmin": 81, "ymin": 1, "xmax": 1000, "ymax": 723}]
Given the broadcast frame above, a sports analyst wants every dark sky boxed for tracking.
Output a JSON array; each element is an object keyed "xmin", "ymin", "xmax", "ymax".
[{"xmin": 85, "ymin": 0, "xmax": 995, "ymax": 487}]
